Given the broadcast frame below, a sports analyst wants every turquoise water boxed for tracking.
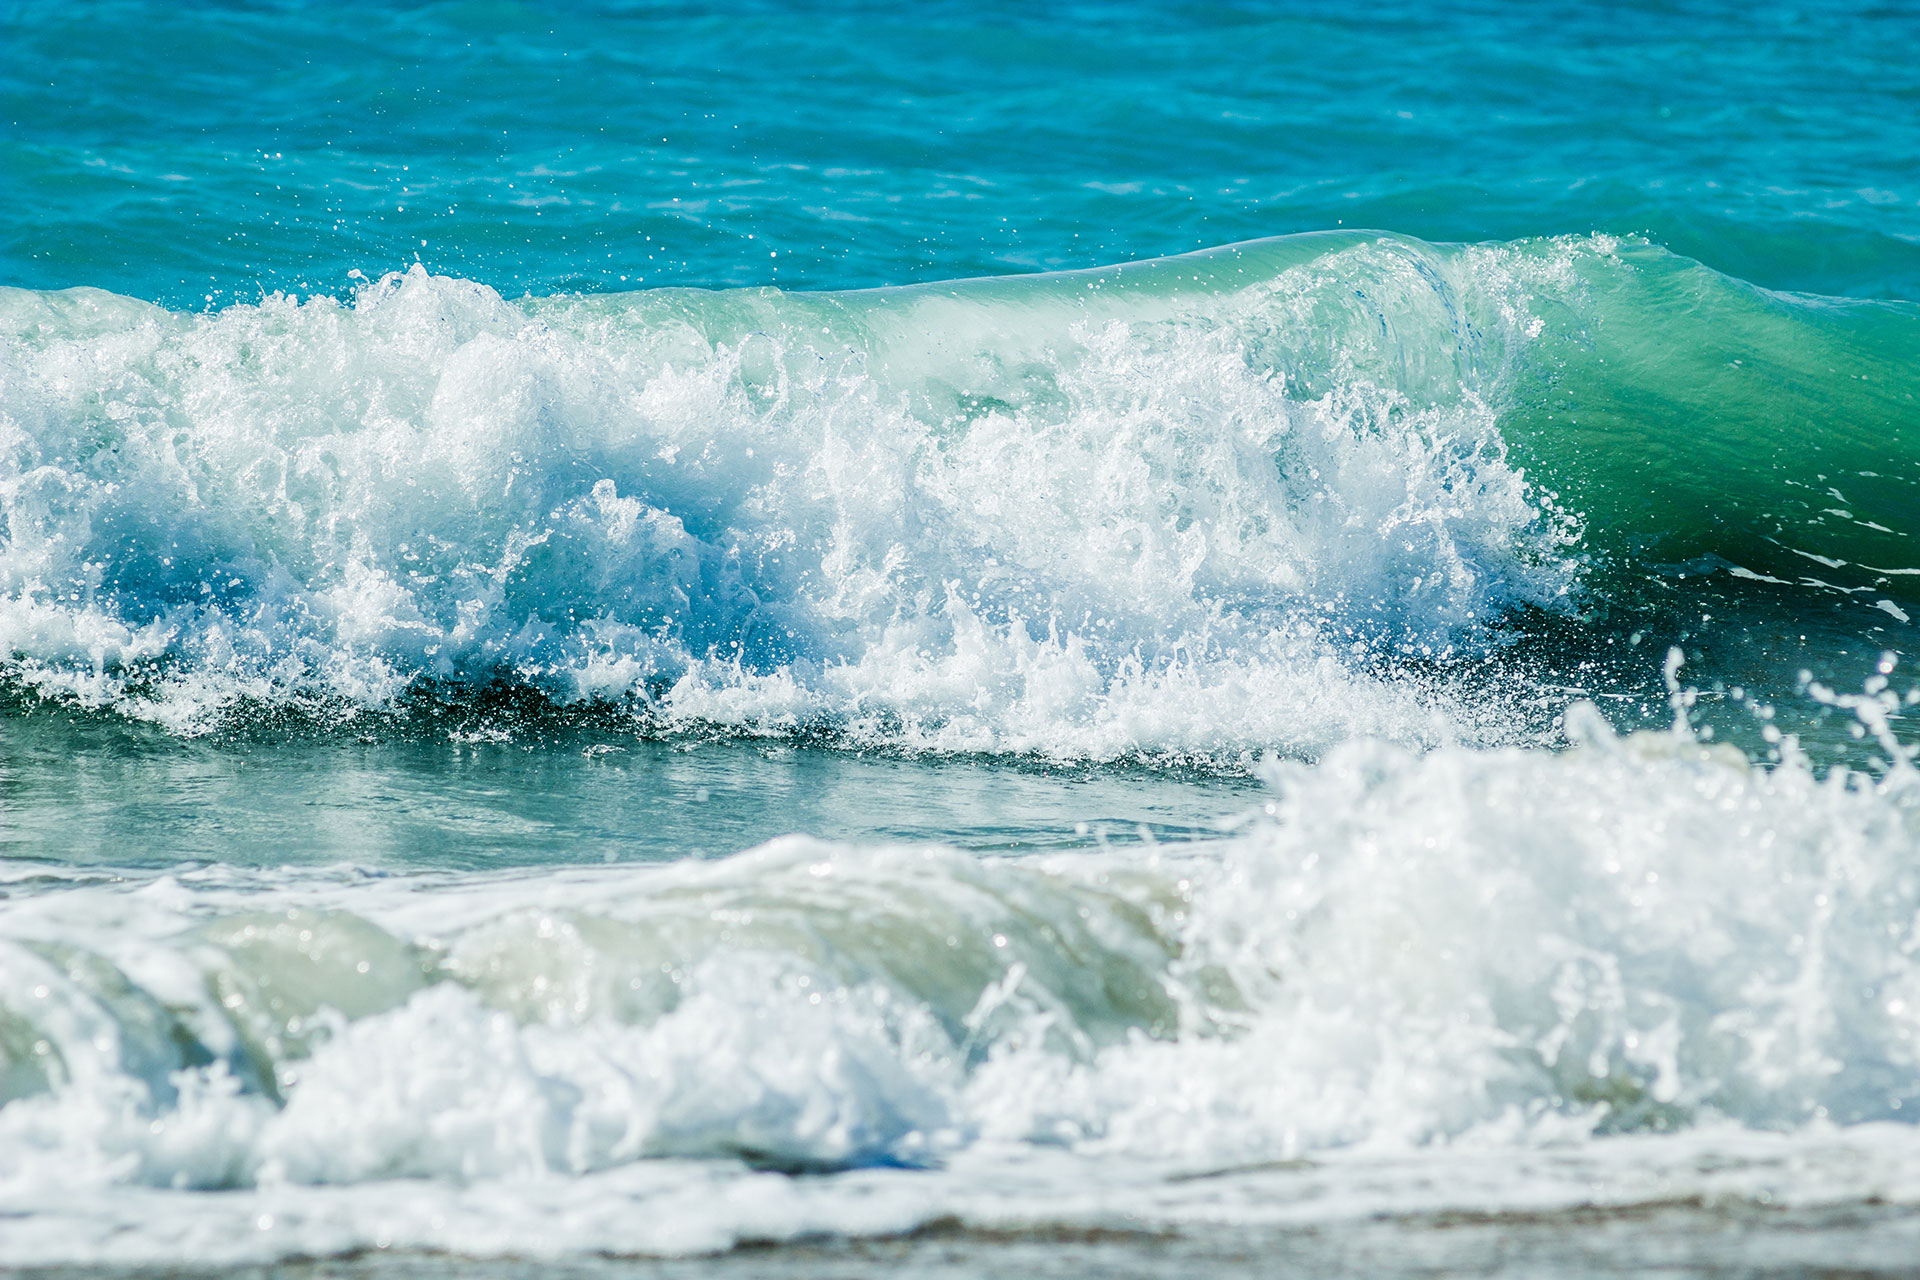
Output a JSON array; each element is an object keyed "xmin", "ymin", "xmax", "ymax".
[
  {"xmin": 3, "ymin": 3, "xmax": 1920, "ymax": 1275},
  {"xmin": 11, "ymin": 1, "xmax": 1920, "ymax": 304}
]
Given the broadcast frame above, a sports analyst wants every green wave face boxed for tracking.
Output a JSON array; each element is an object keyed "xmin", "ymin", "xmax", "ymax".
[{"xmin": 1502, "ymin": 240, "xmax": 1920, "ymax": 592}]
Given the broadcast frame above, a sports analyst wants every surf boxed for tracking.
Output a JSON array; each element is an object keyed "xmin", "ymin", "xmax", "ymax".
[
  {"xmin": 2, "ymin": 703, "xmax": 1918, "ymax": 1264},
  {"xmin": 1, "ymin": 232, "xmax": 1914, "ymax": 759}
]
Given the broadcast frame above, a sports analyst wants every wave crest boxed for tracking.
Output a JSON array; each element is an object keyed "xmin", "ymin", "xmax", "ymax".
[{"xmin": 0, "ymin": 234, "xmax": 1605, "ymax": 750}]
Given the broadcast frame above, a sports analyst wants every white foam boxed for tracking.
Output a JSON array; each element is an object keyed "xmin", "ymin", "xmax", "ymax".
[
  {"xmin": 0, "ymin": 235, "xmax": 1597, "ymax": 752},
  {"xmin": 3, "ymin": 717, "xmax": 1919, "ymax": 1263}
]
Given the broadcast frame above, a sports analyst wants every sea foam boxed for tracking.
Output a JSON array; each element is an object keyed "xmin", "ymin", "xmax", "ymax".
[
  {"xmin": 0, "ymin": 234, "xmax": 1594, "ymax": 752},
  {"xmin": 3, "ymin": 713, "xmax": 1918, "ymax": 1262}
]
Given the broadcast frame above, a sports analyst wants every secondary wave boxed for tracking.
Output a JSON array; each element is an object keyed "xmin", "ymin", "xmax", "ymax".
[{"xmin": 2, "ymin": 711, "xmax": 1918, "ymax": 1262}]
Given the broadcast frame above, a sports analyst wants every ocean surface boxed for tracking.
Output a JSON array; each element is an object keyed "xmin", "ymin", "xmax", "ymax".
[{"xmin": 3, "ymin": 2, "xmax": 1919, "ymax": 1276}]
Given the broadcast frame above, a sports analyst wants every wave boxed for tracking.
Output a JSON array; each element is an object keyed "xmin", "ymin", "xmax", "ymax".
[
  {"xmin": 3, "ymin": 712, "xmax": 1918, "ymax": 1262},
  {"xmin": 2, "ymin": 232, "xmax": 1915, "ymax": 751}
]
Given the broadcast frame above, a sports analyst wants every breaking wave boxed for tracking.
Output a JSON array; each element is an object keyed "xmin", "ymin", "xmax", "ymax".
[{"xmin": 6, "ymin": 231, "xmax": 1915, "ymax": 755}]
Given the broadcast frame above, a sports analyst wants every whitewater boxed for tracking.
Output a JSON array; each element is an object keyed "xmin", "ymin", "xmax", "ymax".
[
  {"xmin": 6, "ymin": 715, "xmax": 1920, "ymax": 1267},
  {"xmin": 1, "ymin": 233, "xmax": 1596, "ymax": 746},
  {"xmin": 6, "ymin": 232, "xmax": 1912, "ymax": 751}
]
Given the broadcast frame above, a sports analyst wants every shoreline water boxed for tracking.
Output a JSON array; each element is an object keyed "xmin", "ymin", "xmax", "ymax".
[{"xmin": 14, "ymin": 1145, "xmax": 1920, "ymax": 1279}]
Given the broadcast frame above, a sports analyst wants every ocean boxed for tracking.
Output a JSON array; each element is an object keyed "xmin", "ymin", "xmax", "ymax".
[{"xmin": 2, "ymin": 2, "xmax": 1918, "ymax": 1275}]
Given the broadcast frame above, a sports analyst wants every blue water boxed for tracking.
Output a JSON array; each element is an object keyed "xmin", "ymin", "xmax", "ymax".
[
  {"xmin": 9, "ymin": 1, "xmax": 1920, "ymax": 306},
  {"xmin": 3, "ymin": 4, "xmax": 1920, "ymax": 1276}
]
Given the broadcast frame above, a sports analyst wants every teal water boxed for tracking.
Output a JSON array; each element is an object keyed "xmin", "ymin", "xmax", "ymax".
[
  {"xmin": 3, "ymin": 3, "xmax": 1920, "ymax": 1275},
  {"xmin": 9, "ymin": 1, "xmax": 1920, "ymax": 304}
]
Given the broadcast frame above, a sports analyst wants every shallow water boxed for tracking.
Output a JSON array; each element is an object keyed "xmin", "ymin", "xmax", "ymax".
[
  {"xmin": 0, "ymin": 710, "xmax": 1254, "ymax": 870},
  {"xmin": 3, "ymin": 2, "xmax": 1919, "ymax": 1275}
]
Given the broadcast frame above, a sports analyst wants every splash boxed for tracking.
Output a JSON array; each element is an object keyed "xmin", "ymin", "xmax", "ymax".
[
  {"xmin": 8, "ymin": 230, "xmax": 1916, "ymax": 755},
  {"xmin": 0, "ymin": 233, "xmax": 1614, "ymax": 752},
  {"xmin": 1, "ymin": 708, "xmax": 1918, "ymax": 1261}
]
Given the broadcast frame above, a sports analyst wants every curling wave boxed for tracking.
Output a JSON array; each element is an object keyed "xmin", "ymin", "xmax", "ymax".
[{"xmin": 1, "ymin": 232, "xmax": 1915, "ymax": 754}]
